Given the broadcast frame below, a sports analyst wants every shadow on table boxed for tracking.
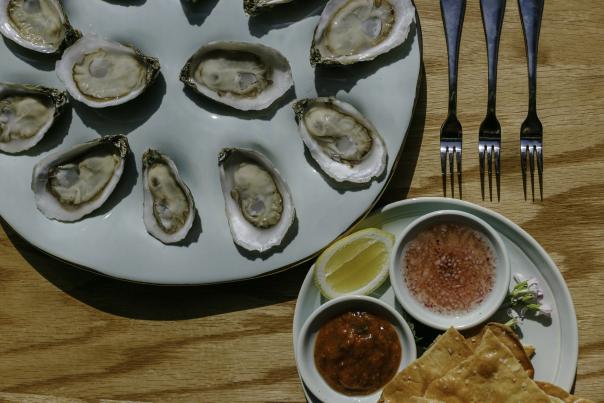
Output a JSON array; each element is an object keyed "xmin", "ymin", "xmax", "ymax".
[
  {"xmin": 0, "ymin": 217, "xmax": 310, "ymax": 320},
  {"xmin": 0, "ymin": 66, "xmax": 426, "ymax": 322}
]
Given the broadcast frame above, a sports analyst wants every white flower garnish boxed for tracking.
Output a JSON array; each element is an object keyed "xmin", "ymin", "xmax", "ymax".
[{"xmin": 504, "ymin": 273, "xmax": 551, "ymax": 327}]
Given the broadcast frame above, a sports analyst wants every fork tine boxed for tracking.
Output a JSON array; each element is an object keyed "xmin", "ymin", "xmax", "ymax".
[
  {"xmin": 537, "ymin": 145, "xmax": 543, "ymax": 201},
  {"xmin": 440, "ymin": 146, "xmax": 447, "ymax": 197},
  {"xmin": 456, "ymin": 147, "xmax": 462, "ymax": 199},
  {"xmin": 521, "ymin": 144, "xmax": 528, "ymax": 200},
  {"xmin": 449, "ymin": 146, "xmax": 455, "ymax": 198},
  {"xmin": 494, "ymin": 145, "xmax": 500, "ymax": 201},
  {"xmin": 528, "ymin": 145, "xmax": 536, "ymax": 202},
  {"xmin": 479, "ymin": 144, "xmax": 485, "ymax": 200},
  {"xmin": 487, "ymin": 145, "xmax": 493, "ymax": 202}
]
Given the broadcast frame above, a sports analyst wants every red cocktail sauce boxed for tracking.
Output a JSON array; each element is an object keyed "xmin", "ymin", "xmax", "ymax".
[
  {"xmin": 403, "ymin": 223, "xmax": 495, "ymax": 314},
  {"xmin": 314, "ymin": 311, "xmax": 401, "ymax": 396}
]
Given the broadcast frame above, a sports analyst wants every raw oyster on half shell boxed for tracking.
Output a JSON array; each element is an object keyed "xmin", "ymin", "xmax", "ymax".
[
  {"xmin": 293, "ymin": 97, "xmax": 387, "ymax": 183},
  {"xmin": 56, "ymin": 35, "xmax": 160, "ymax": 108},
  {"xmin": 180, "ymin": 41, "xmax": 293, "ymax": 111},
  {"xmin": 244, "ymin": 0, "xmax": 294, "ymax": 15},
  {"xmin": 31, "ymin": 135, "xmax": 129, "ymax": 221},
  {"xmin": 142, "ymin": 149, "xmax": 195, "ymax": 244},
  {"xmin": 218, "ymin": 148, "xmax": 295, "ymax": 252},
  {"xmin": 0, "ymin": 0, "xmax": 79, "ymax": 54},
  {"xmin": 0, "ymin": 82, "xmax": 67, "ymax": 153},
  {"xmin": 310, "ymin": 0, "xmax": 415, "ymax": 66}
]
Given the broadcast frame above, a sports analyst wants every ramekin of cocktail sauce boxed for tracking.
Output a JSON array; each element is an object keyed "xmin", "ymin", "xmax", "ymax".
[
  {"xmin": 389, "ymin": 210, "xmax": 510, "ymax": 330},
  {"xmin": 296, "ymin": 295, "xmax": 417, "ymax": 403},
  {"xmin": 314, "ymin": 310, "xmax": 401, "ymax": 396}
]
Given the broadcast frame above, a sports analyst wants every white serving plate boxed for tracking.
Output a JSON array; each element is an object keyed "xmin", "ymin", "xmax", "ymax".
[
  {"xmin": 293, "ymin": 197, "xmax": 578, "ymax": 402},
  {"xmin": 0, "ymin": 0, "xmax": 421, "ymax": 284}
]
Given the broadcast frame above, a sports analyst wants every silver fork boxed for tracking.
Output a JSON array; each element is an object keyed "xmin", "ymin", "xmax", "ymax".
[
  {"xmin": 439, "ymin": 0, "xmax": 466, "ymax": 198},
  {"xmin": 479, "ymin": 0, "xmax": 506, "ymax": 201},
  {"xmin": 518, "ymin": 0, "xmax": 544, "ymax": 201}
]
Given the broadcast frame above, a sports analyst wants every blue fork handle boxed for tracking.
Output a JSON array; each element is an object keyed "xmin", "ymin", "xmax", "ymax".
[
  {"xmin": 518, "ymin": 0, "xmax": 544, "ymax": 114},
  {"xmin": 440, "ymin": 0, "xmax": 466, "ymax": 115},
  {"xmin": 480, "ymin": 0, "xmax": 506, "ymax": 115}
]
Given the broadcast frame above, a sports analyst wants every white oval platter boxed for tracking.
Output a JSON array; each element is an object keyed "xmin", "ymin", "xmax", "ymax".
[{"xmin": 0, "ymin": 0, "xmax": 421, "ymax": 284}]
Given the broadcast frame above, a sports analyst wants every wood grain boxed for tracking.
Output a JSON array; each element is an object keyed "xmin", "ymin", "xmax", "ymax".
[{"xmin": 1, "ymin": 0, "xmax": 603, "ymax": 401}]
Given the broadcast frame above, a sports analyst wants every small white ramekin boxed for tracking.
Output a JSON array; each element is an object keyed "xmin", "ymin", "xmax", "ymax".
[
  {"xmin": 389, "ymin": 210, "xmax": 510, "ymax": 330},
  {"xmin": 296, "ymin": 295, "xmax": 417, "ymax": 403}
]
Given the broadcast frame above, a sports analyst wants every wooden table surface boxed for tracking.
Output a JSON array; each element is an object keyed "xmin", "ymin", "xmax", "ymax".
[{"xmin": 1, "ymin": 1, "xmax": 603, "ymax": 402}]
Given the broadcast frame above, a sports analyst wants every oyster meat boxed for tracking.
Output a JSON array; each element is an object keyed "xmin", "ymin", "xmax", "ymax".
[
  {"xmin": 310, "ymin": 0, "xmax": 415, "ymax": 66},
  {"xmin": 31, "ymin": 135, "xmax": 129, "ymax": 221},
  {"xmin": 218, "ymin": 148, "xmax": 295, "ymax": 252},
  {"xmin": 0, "ymin": 82, "xmax": 67, "ymax": 153},
  {"xmin": 143, "ymin": 149, "xmax": 196, "ymax": 244},
  {"xmin": 180, "ymin": 41, "xmax": 293, "ymax": 111},
  {"xmin": 0, "ymin": 0, "xmax": 79, "ymax": 53},
  {"xmin": 56, "ymin": 35, "xmax": 160, "ymax": 108},
  {"xmin": 244, "ymin": 0, "xmax": 294, "ymax": 16},
  {"xmin": 293, "ymin": 97, "xmax": 387, "ymax": 183},
  {"xmin": 231, "ymin": 162, "xmax": 283, "ymax": 229}
]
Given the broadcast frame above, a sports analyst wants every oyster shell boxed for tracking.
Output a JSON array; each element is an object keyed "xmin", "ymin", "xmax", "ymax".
[
  {"xmin": 56, "ymin": 35, "xmax": 160, "ymax": 108},
  {"xmin": 293, "ymin": 97, "xmax": 387, "ymax": 183},
  {"xmin": 218, "ymin": 148, "xmax": 295, "ymax": 252},
  {"xmin": 142, "ymin": 149, "xmax": 196, "ymax": 244},
  {"xmin": 0, "ymin": 0, "xmax": 79, "ymax": 54},
  {"xmin": 244, "ymin": 0, "xmax": 294, "ymax": 16},
  {"xmin": 310, "ymin": 0, "xmax": 415, "ymax": 66},
  {"xmin": 180, "ymin": 41, "xmax": 293, "ymax": 111},
  {"xmin": 0, "ymin": 82, "xmax": 67, "ymax": 153},
  {"xmin": 31, "ymin": 135, "xmax": 129, "ymax": 221}
]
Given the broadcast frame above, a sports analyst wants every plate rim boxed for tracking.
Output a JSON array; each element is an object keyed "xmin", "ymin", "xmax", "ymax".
[
  {"xmin": 292, "ymin": 196, "xmax": 579, "ymax": 399},
  {"xmin": 0, "ymin": 3, "xmax": 424, "ymax": 286}
]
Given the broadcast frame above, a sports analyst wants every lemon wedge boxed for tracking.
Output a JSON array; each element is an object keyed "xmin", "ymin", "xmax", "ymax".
[{"xmin": 314, "ymin": 228, "xmax": 395, "ymax": 299}]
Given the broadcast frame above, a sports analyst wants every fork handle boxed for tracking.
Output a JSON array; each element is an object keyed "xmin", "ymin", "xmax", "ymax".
[
  {"xmin": 480, "ymin": 0, "xmax": 506, "ymax": 115},
  {"xmin": 440, "ymin": 0, "xmax": 466, "ymax": 115},
  {"xmin": 518, "ymin": 0, "xmax": 544, "ymax": 114}
]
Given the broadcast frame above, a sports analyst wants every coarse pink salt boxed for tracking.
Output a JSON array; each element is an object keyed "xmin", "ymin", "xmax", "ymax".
[{"xmin": 402, "ymin": 222, "xmax": 495, "ymax": 314}]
